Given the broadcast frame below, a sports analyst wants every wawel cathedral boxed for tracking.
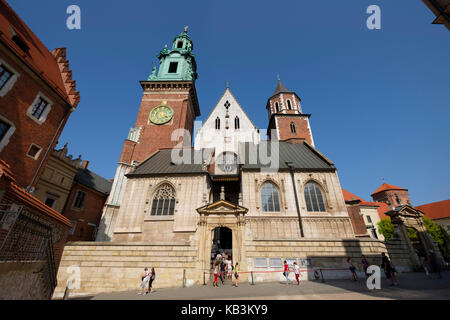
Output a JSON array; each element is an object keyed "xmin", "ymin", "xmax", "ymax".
[{"xmin": 54, "ymin": 29, "xmax": 425, "ymax": 296}]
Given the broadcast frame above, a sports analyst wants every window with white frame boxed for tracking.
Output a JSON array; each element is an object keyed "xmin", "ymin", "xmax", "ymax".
[
  {"xmin": 72, "ymin": 190, "xmax": 87, "ymax": 209},
  {"xmin": 254, "ymin": 258, "xmax": 267, "ymax": 268},
  {"xmin": 269, "ymin": 258, "xmax": 283, "ymax": 268},
  {"xmin": 0, "ymin": 119, "xmax": 11, "ymax": 142},
  {"xmin": 287, "ymin": 99, "xmax": 292, "ymax": 110},
  {"xmin": 0, "ymin": 116, "xmax": 15, "ymax": 152},
  {"xmin": 44, "ymin": 193, "xmax": 59, "ymax": 209},
  {"xmin": 0, "ymin": 58, "xmax": 19, "ymax": 97},
  {"xmin": 69, "ymin": 220, "xmax": 77, "ymax": 235},
  {"xmin": 26, "ymin": 144, "xmax": 42, "ymax": 160},
  {"xmin": 27, "ymin": 93, "xmax": 53, "ymax": 125},
  {"xmin": 0, "ymin": 64, "xmax": 13, "ymax": 90}
]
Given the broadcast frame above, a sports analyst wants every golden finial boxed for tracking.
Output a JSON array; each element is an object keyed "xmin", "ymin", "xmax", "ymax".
[
  {"xmin": 184, "ymin": 26, "xmax": 189, "ymax": 33},
  {"xmin": 162, "ymin": 100, "xmax": 167, "ymax": 106}
]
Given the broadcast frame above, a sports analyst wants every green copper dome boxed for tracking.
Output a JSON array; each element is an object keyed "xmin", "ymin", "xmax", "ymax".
[{"xmin": 147, "ymin": 27, "xmax": 198, "ymax": 82}]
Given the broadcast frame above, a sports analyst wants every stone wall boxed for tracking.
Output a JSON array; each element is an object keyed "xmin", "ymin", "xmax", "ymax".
[
  {"xmin": 53, "ymin": 242, "xmax": 202, "ymax": 298},
  {"xmin": 245, "ymin": 238, "xmax": 389, "ymax": 282},
  {"xmin": 0, "ymin": 261, "xmax": 50, "ymax": 300}
]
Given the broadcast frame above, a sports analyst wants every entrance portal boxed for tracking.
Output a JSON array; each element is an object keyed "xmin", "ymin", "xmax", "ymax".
[{"xmin": 211, "ymin": 227, "xmax": 232, "ymax": 262}]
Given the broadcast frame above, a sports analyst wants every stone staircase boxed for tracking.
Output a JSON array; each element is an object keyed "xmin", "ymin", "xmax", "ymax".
[{"xmin": 53, "ymin": 242, "xmax": 202, "ymax": 298}]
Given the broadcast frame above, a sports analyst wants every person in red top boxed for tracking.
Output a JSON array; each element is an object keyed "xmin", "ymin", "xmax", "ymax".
[
  {"xmin": 213, "ymin": 263, "xmax": 219, "ymax": 287},
  {"xmin": 283, "ymin": 261, "xmax": 291, "ymax": 285}
]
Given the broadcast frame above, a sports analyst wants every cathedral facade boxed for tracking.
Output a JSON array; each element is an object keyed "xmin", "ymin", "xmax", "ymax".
[{"xmin": 55, "ymin": 30, "xmax": 394, "ymax": 296}]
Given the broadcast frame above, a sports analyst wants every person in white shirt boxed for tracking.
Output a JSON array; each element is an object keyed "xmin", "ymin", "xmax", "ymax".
[
  {"xmin": 293, "ymin": 262, "xmax": 301, "ymax": 285},
  {"xmin": 139, "ymin": 267, "xmax": 150, "ymax": 295}
]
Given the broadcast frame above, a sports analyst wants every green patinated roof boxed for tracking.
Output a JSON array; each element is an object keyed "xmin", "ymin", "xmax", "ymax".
[{"xmin": 128, "ymin": 142, "xmax": 335, "ymax": 177}]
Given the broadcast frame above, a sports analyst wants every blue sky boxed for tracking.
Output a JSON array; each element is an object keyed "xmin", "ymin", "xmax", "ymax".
[{"xmin": 8, "ymin": 0, "xmax": 450, "ymax": 205}]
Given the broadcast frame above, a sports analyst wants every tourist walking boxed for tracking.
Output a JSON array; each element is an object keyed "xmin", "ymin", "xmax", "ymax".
[
  {"xmin": 234, "ymin": 262, "xmax": 239, "ymax": 287},
  {"xmin": 283, "ymin": 261, "xmax": 290, "ymax": 285},
  {"xmin": 361, "ymin": 255, "xmax": 370, "ymax": 278},
  {"xmin": 219, "ymin": 259, "xmax": 226, "ymax": 284},
  {"xmin": 381, "ymin": 252, "xmax": 398, "ymax": 286},
  {"xmin": 347, "ymin": 257, "xmax": 358, "ymax": 281},
  {"xmin": 213, "ymin": 263, "xmax": 219, "ymax": 287},
  {"xmin": 421, "ymin": 256, "xmax": 432, "ymax": 279},
  {"xmin": 293, "ymin": 261, "xmax": 301, "ymax": 285},
  {"xmin": 227, "ymin": 258, "xmax": 233, "ymax": 279},
  {"xmin": 139, "ymin": 267, "xmax": 150, "ymax": 295},
  {"xmin": 148, "ymin": 267, "xmax": 156, "ymax": 293}
]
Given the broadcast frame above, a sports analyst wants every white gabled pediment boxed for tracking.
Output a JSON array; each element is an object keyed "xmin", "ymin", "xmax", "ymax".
[
  {"xmin": 194, "ymin": 88, "xmax": 260, "ymax": 151},
  {"xmin": 196, "ymin": 200, "xmax": 248, "ymax": 215}
]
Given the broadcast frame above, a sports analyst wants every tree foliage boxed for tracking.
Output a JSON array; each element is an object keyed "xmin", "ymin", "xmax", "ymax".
[
  {"xmin": 377, "ymin": 216, "xmax": 450, "ymax": 260},
  {"xmin": 377, "ymin": 218, "xmax": 395, "ymax": 241}
]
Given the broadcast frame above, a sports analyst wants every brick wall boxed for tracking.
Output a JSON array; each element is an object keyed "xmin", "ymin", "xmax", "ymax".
[
  {"xmin": 372, "ymin": 189, "xmax": 411, "ymax": 207},
  {"xmin": 63, "ymin": 182, "xmax": 108, "ymax": 242},
  {"xmin": 0, "ymin": 47, "xmax": 71, "ymax": 189},
  {"xmin": 275, "ymin": 116, "xmax": 313, "ymax": 145},
  {"xmin": 124, "ymin": 90, "xmax": 195, "ymax": 164}
]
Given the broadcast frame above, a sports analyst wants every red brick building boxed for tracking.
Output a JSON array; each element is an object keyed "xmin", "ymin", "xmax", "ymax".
[
  {"xmin": 0, "ymin": 0, "xmax": 79, "ymax": 190},
  {"xmin": 63, "ymin": 161, "xmax": 112, "ymax": 242}
]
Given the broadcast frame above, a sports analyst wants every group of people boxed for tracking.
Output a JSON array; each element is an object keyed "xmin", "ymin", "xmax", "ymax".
[
  {"xmin": 213, "ymin": 252, "xmax": 240, "ymax": 287},
  {"xmin": 282, "ymin": 261, "xmax": 302, "ymax": 285},
  {"xmin": 139, "ymin": 250, "xmax": 443, "ymax": 292},
  {"xmin": 346, "ymin": 253, "xmax": 399, "ymax": 286},
  {"xmin": 138, "ymin": 267, "xmax": 156, "ymax": 295}
]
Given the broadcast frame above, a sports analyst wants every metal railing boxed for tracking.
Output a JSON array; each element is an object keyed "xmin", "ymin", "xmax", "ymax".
[{"xmin": 0, "ymin": 202, "xmax": 57, "ymax": 298}]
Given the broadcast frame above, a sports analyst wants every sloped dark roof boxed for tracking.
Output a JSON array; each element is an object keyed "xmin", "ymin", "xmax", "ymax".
[
  {"xmin": 241, "ymin": 142, "xmax": 334, "ymax": 171},
  {"xmin": 273, "ymin": 79, "xmax": 293, "ymax": 96},
  {"xmin": 130, "ymin": 149, "xmax": 207, "ymax": 176},
  {"xmin": 75, "ymin": 169, "xmax": 112, "ymax": 195},
  {"xmin": 128, "ymin": 142, "xmax": 335, "ymax": 177}
]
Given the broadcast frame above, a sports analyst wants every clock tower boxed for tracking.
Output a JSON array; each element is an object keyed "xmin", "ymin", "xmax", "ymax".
[
  {"xmin": 120, "ymin": 27, "xmax": 200, "ymax": 165},
  {"xmin": 96, "ymin": 28, "xmax": 200, "ymax": 241}
]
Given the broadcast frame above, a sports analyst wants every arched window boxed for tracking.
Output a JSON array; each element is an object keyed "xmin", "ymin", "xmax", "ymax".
[
  {"xmin": 275, "ymin": 102, "xmax": 279, "ymax": 113},
  {"xmin": 261, "ymin": 182, "xmax": 280, "ymax": 212},
  {"xmin": 304, "ymin": 182, "xmax": 326, "ymax": 212},
  {"xmin": 235, "ymin": 116, "xmax": 240, "ymax": 130},
  {"xmin": 290, "ymin": 122, "xmax": 296, "ymax": 133},
  {"xmin": 215, "ymin": 117, "xmax": 221, "ymax": 130},
  {"xmin": 151, "ymin": 184, "xmax": 176, "ymax": 216},
  {"xmin": 287, "ymin": 99, "xmax": 292, "ymax": 110}
]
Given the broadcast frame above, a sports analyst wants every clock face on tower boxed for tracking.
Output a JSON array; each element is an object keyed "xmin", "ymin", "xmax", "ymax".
[{"xmin": 149, "ymin": 105, "xmax": 175, "ymax": 125}]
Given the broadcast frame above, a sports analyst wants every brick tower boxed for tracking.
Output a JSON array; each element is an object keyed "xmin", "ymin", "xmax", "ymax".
[
  {"xmin": 96, "ymin": 28, "xmax": 200, "ymax": 241},
  {"xmin": 121, "ymin": 27, "xmax": 200, "ymax": 164},
  {"xmin": 267, "ymin": 78, "xmax": 314, "ymax": 146}
]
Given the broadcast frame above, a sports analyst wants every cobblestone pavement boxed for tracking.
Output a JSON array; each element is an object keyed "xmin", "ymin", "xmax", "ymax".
[{"xmin": 67, "ymin": 271, "xmax": 450, "ymax": 300}]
